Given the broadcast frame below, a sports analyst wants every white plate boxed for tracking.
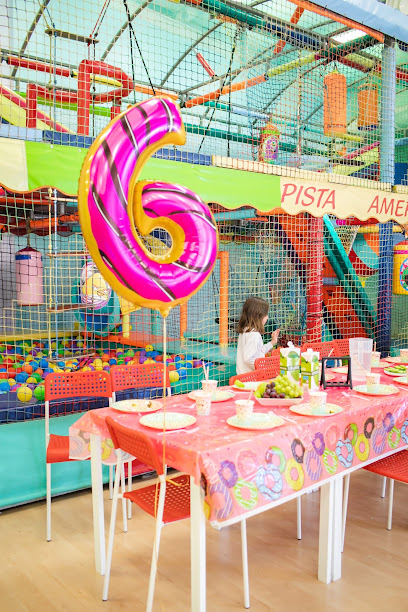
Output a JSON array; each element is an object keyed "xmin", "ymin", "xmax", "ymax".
[
  {"xmin": 255, "ymin": 396, "xmax": 303, "ymax": 407},
  {"xmin": 233, "ymin": 381, "xmax": 267, "ymax": 392},
  {"xmin": 227, "ymin": 412, "xmax": 284, "ymax": 430},
  {"xmin": 139, "ymin": 412, "xmax": 196, "ymax": 430},
  {"xmin": 188, "ymin": 390, "xmax": 235, "ymax": 402},
  {"xmin": 384, "ymin": 367, "xmax": 408, "ymax": 377},
  {"xmin": 393, "ymin": 377, "xmax": 408, "ymax": 386},
  {"xmin": 112, "ymin": 399, "xmax": 163, "ymax": 413},
  {"xmin": 331, "ymin": 366, "xmax": 350, "ymax": 374},
  {"xmin": 353, "ymin": 384, "xmax": 399, "ymax": 396},
  {"xmin": 289, "ymin": 403, "xmax": 343, "ymax": 417}
]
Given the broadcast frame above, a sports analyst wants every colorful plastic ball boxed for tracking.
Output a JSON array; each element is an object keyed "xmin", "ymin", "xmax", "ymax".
[
  {"xmin": 34, "ymin": 385, "xmax": 45, "ymax": 401},
  {"xmin": 146, "ymin": 351, "xmax": 154, "ymax": 358},
  {"xmin": 42, "ymin": 369, "xmax": 53, "ymax": 377},
  {"xmin": 167, "ymin": 363, "xmax": 176, "ymax": 372},
  {"xmin": 193, "ymin": 360, "xmax": 202, "ymax": 368},
  {"xmin": 57, "ymin": 361, "xmax": 65, "ymax": 368},
  {"xmin": 31, "ymin": 372, "xmax": 42, "ymax": 382},
  {"xmin": 17, "ymin": 386, "xmax": 33, "ymax": 402},
  {"xmin": 139, "ymin": 350, "xmax": 146, "ymax": 357},
  {"xmin": 175, "ymin": 361, "xmax": 185, "ymax": 370},
  {"xmin": 145, "ymin": 358, "xmax": 155, "ymax": 364},
  {"xmin": 155, "ymin": 355, "xmax": 163, "ymax": 362},
  {"xmin": 117, "ymin": 359, "xmax": 124, "ymax": 365},
  {"xmin": 166, "ymin": 357, "xmax": 174, "ymax": 363},
  {"xmin": 139, "ymin": 356, "xmax": 147, "ymax": 364},
  {"xmin": 16, "ymin": 372, "xmax": 29, "ymax": 383},
  {"xmin": 102, "ymin": 353, "xmax": 110, "ymax": 362},
  {"xmin": 124, "ymin": 357, "xmax": 132, "ymax": 363},
  {"xmin": 103, "ymin": 365, "xmax": 110, "ymax": 371},
  {"xmin": 185, "ymin": 361, "xmax": 193, "ymax": 369},
  {"xmin": 169, "ymin": 371, "xmax": 180, "ymax": 383},
  {"xmin": 177, "ymin": 367, "xmax": 187, "ymax": 379},
  {"xmin": 7, "ymin": 378, "xmax": 16, "ymax": 386},
  {"xmin": 145, "ymin": 344, "xmax": 154, "ymax": 352},
  {"xmin": 51, "ymin": 342, "xmax": 57, "ymax": 349},
  {"xmin": 39, "ymin": 358, "xmax": 48, "ymax": 369},
  {"xmin": 109, "ymin": 359, "xmax": 117, "ymax": 366},
  {"xmin": 88, "ymin": 365, "xmax": 95, "ymax": 371},
  {"xmin": 126, "ymin": 349, "xmax": 135, "ymax": 358},
  {"xmin": 0, "ymin": 381, "xmax": 9, "ymax": 392},
  {"xmin": 174, "ymin": 355, "xmax": 184, "ymax": 363},
  {"xmin": 82, "ymin": 366, "xmax": 92, "ymax": 372},
  {"xmin": 116, "ymin": 325, "xmax": 122, "ymax": 332},
  {"xmin": 22, "ymin": 364, "xmax": 33, "ymax": 375},
  {"xmin": 26, "ymin": 376, "xmax": 37, "ymax": 384},
  {"xmin": 77, "ymin": 341, "xmax": 84, "ymax": 348}
]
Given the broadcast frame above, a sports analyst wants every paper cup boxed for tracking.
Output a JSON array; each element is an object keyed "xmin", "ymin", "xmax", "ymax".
[
  {"xmin": 235, "ymin": 399, "xmax": 254, "ymax": 422},
  {"xmin": 400, "ymin": 349, "xmax": 408, "ymax": 361},
  {"xmin": 366, "ymin": 372, "xmax": 381, "ymax": 392},
  {"xmin": 371, "ymin": 351, "xmax": 381, "ymax": 368},
  {"xmin": 309, "ymin": 391, "xmax": 327, "ymax": 414},
  {"xmin": 202, "ymin": 379, "xmax": 218, "ymax": 394},
  {"xmin": 194, "ymin": 390, "xmax": 212, "ymax": 416}
]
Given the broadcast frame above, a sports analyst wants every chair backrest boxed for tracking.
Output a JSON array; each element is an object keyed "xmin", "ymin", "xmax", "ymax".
[
  {"xmin": 110, "ymin": 363, "xmax": 170, "ymax": 393},
  {"xmin": 301, "ymin": 341, "xmax": 335, "ymax": 359},
  {"xmin": 45, "ymin": 370, "xmax": 112, "ymax": 402},
  {"xmin": 105, "ymin": 416, "xmax": 164, "ymax": 475},
  {"xmin": 229, "ymin": 367, "xmax": 277, "ymax": 386},
  {"xmin": 254, "ymin": 351, "xmax": 280, "ymax": 372},
  {"xmin": 332, "ymin": 339, "xmax": 351, "ymax": 358}
]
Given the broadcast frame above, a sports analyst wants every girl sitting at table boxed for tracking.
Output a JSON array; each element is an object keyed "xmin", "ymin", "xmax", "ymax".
[{"xmin": 236, "ymin": 296, "xmax": 280, "ymax": 375}]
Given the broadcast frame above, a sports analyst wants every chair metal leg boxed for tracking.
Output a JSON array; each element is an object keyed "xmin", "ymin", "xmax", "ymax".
[
  {"xmin": 121, "ymin": 462, "xmax": 128, "ymax": 533},
  {"xmin": 146, "ymin": 477, "xmax": 166, "ymax": 612},
  {"xmin": 127, "ymin": 460, "xmax": 132, "ymax": 519},
  {"xmin": 296, "ymin": 496, "xmax": 302, "ymax": 540},
  {"xmin": 241, "ymin": 519, "xmax": 250, "ymax": 609},
  {"xmin": 46, "ymin": 463, "xmax": 52, "ymax": 542},
  {"xmin": 102, "ymin": 458, "xmax": 123, "ymax": 601},
  {"xmin": 387, "ymin": 479, "xmax": 395, "ymax": 530},
  {"xmin": 341, "ymin": 473, "xmax": 350, "ymax": 553},
  {"xmin": 109, "ymin": 465, "xmax": 114, "ymax": 500},
  {"xmin": 381, "ymin": 476, "xmax": 387, "ymax": 498}
]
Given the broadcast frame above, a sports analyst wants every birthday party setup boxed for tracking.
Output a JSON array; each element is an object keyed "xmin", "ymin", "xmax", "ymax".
[{"xmin": 0, "ymin": 0, "xmax": 408, "ymax": 572}]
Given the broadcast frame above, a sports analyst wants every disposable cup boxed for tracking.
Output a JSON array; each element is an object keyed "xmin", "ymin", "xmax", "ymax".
[
  {"xmin": 194, "ymin": 390, "xmax": 212, "ymax": 416},
  {"xmin": 309, "ymin": 391, "xmax": 327, "ymax": 414},
  {"xmin": 400, "ymin": 348, "xmax": 408, "ymax": 361},
  {"xmin": 366, "ymin": 372, "xmax": 381, "ymax": 392},
  {"xmin": 235, "ymin": 399, "xmax": 254, "ymax": 422},
  {"xmin": 371, "ymin": 351, "xmax": 381, "ymax": 368},
  {"xmin": 202, "ymin": 379, "xmax": 218, "ymax": 394}
]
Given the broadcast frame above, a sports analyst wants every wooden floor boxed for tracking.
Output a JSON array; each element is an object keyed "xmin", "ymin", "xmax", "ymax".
[{"xmin": 2, "ymin": 469, "xmax": 408, "ymax": 611}]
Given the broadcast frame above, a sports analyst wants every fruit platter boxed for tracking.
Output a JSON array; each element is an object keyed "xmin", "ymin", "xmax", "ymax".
[
  {"xmin": 384, "ymin": 365, "xmax": 407, "ymax": 377},
  {"xmin": 254, "ymin": 375, "xmax": 304, "ymax": 407},
  {"xmin": 233, "ymin": 380, "xmax": 266, "ymax": 392}
]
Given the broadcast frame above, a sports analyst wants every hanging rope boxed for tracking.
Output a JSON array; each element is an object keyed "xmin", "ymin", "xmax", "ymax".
[
  {"xmin": 89, "ymin": 0, "xmax": 112, "ymax": 41},
  {"xmin": 122, "ymin": 0, "xmax": 156, "ymax": 98}
]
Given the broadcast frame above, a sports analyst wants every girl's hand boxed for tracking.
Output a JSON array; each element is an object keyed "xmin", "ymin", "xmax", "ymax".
[{"xmin": 271, "ymin": 329, "xmax": 280, "ymax": 346}]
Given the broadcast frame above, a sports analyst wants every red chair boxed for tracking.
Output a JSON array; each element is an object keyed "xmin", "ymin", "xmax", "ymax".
[
  {"xmin": 109, "ymin": 363, "xmax": 171, "ymax": 514},
  {"xmin": 301, "ymin": 340, "xmax": 335, "ymax": 359},
  {"xmin": 45, "ymin": 371, "xmax": 112, "ymax": 541},
  {"xmin": 364, "ymin": 450, "xmax": 408, "ymax": 530},
  {"xmin": 332, "ymin": 339, "xmax": 350, "ymax": 358},
  {"xmin": 103, "ymin": 417, "xmax": 251, "ymax": 610},
  {"xmin": 229, "ymin": 367, "xmax": 278, "ymax": 386},
  {"xmin": 254, "ymin": 350, "xmax": 280, "ymax": 374}
]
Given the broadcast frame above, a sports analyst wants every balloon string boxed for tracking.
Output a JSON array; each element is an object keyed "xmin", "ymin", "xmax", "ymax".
[{"xmin": 162, "ymin": 315, "xmax": 167, "ymax": 476}]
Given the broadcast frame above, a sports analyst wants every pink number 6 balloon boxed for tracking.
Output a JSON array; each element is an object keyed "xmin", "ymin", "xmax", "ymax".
[{"xmin": 78, "ymin": 97, "xmax": 218, "ymax": 316}]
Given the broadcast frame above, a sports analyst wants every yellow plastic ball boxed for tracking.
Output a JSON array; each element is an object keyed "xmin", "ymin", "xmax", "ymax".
[
  {"xmin": 8, "ymin": 378, "xmax": 16, "ymax": 386},
  {"xmin": 26, "ymin": 376, "xmax": 37, "ymax": 384},
  {"xmin": 145, "ymin": 344, "xmax": 154, "ymax": 352},
  {"xmin": 169, "ymin": 371, "xmax": 180, "ymax": 383},
  {"xmin": 17, "ymin": 386, "xmax": 33, "ymax": 402}
]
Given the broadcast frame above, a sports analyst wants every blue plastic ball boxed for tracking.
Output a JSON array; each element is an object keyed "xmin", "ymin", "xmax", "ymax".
[
  {"xmin": 0, "ymin": 381, "xmax": 9, "ymax": 392},
  {"xmin": 178, "ymin": 367, "xmax": 187, "ymax": 379},
  {"xmin": 109, "ymin": 358, "xmax": 117, "ymax": 366},
  {"xmin": 39, "ymin": 358, "xmax": 48, "ymax": 369},
  {"xmin": 16, "ymin": 372, "xmax": 29, "ymax": 383}
]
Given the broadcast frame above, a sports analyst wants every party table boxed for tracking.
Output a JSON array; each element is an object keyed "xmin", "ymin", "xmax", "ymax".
[{"xmin": 69, "ymin": 377, "xmax": 408, "ymax": 611}]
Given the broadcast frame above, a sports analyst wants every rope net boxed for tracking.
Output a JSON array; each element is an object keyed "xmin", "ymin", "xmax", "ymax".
[{"xmin": 0, "ymin": 0, "xmax": 406, "ymax": 423}]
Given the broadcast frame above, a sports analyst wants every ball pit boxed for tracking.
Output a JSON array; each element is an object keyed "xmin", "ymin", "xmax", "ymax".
[{"xmin": 0, "ymin": 335, "xmax": 211, "ymax": 406}]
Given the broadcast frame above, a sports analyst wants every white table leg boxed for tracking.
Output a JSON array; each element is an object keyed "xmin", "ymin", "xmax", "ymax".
[
  {"xmin": 318, "ymin": 476, "xmax": 343, "ymax": 584},
  {"xmin": 190, "ymin": 476, "xmax": 206, "ymax": 612},
  {"xmin": 90, "ymin": 433, "xmax": 106, "ymax": 575}
]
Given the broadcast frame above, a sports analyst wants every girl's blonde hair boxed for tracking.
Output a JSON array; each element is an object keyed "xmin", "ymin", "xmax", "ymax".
[{"xmin": 237, "ymin": 296, "xmax": 269, "ymax": 335}]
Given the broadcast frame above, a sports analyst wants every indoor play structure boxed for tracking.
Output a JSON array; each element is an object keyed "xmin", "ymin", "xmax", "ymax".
[{"xmin": 2, "ymin": 0, "xmax": 408, "ymax": 507}]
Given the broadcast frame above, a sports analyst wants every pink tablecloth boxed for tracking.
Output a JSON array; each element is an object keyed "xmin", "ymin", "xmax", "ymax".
[{"xmin": 69, "ymin": 379, "xmax": 408, "ymax": 524}]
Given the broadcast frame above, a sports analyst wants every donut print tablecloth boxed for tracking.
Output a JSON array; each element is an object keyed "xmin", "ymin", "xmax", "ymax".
[{"xmin": 69, "ymin": 382, "xmax": 408, "ymax": 524}]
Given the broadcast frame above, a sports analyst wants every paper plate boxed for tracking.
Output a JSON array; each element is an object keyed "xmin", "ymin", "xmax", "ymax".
[
  {"xmin": 331, "ymin": 366, "xmax": 349, "ymax": 374},
  {"xmin": 226, "ymin": 412, "xmax": 284, "ymax": 430},
  {"xmin": 255, "ymin": 396, "xmax": 303, "ymax": 407},
  {"xmin": 384, "ymin": 367, "xmax": 407, "ymax": 377},
  {"xmin": 393, "ymin": 377, "xmax": 408, "ymax": 386},
  {"xmin": 112, "ymin": 399, "xmax": 163, "ymax": 413},
  {"xmin": 289, "ymin": 403, "xmax": 343, "ymax": 417},
  {"xmin": 353, "ymin": 384, "xmax": 399, "ymax": 396},
  {"xmin": 233, "ymin": 381, "xmax": 267, "ymax": 392},
  {"xmin": 384, "ymin": 356, "xmax": 408, "ymax": 365},
  {"xmin": 188, "ymin": 390, "xmax": 234, "ymax": 402},
  {"xmin": 139, "ymin": 412, "xmax": 196, "ymax": 430}
]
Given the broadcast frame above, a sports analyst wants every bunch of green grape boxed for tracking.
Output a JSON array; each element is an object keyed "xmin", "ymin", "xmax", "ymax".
[{"xmin": 270, "ymin": 375, "xmax": 303, "ymax": 399}]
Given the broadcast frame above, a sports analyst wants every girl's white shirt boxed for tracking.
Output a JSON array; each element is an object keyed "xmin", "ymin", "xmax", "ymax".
[{"xmin": 236, "ymin": 330, "xmax": 273, "ymax": 375}]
